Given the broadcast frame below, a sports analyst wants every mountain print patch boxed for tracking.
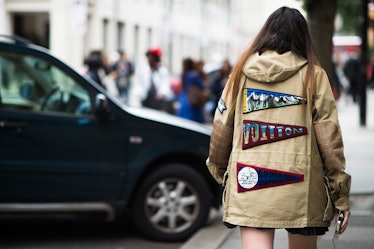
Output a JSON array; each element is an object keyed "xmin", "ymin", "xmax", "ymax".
[{"xmin": 243, "ymin": 88, "xmax": 307, "ymax": 113}]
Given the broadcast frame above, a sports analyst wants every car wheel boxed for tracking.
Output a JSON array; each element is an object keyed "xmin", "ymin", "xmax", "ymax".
[{"xmin": 132, "ymin": 163, "xmax": 211, "ymax": 242}]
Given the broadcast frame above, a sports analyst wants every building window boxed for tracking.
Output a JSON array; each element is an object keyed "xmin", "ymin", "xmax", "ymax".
[
  {"xmin": 134, "ymin": 25, "xmax": 139, "ymax": 62},
  {"xmin": 117, "ymin": 22, "xmax": 124, "ymax": 50},
  {"xmin": 147, "ymin": 27, "xmax": 152, "ymax": 48},
  {"xmin": 103, "ymin": 18, "xmax": 109, "ymax": 51}
]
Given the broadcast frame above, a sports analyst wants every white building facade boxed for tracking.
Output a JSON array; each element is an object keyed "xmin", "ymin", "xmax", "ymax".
[{"xmin": 0, "ymin": 0, "xmax": 302, "ymax": 74}]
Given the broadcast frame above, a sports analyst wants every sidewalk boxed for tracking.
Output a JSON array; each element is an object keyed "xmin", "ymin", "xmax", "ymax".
[{"xmin": 181, "ymin": 89, "xmax": 374, "ymax": 249}]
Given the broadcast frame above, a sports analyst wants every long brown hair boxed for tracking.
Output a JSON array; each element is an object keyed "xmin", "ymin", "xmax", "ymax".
[{"xmin": 227, "ymin": 6, "xmax": 320, "ymax": 105}]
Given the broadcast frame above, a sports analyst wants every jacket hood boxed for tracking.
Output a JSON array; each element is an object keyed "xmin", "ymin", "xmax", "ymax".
[{"xmin": 243, "ymin": 51, "xmax": 307, "ymax": 83}]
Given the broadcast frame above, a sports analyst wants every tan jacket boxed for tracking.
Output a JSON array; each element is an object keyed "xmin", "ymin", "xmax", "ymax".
[{"xmin": 206, "ymin": 51, "xmax": 351, "ymax": 228}]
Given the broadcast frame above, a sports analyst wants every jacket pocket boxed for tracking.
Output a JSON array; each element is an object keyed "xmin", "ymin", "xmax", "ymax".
[{"xmin": 323, "ymin": 176, "xmax": 335, "ymax": 221}]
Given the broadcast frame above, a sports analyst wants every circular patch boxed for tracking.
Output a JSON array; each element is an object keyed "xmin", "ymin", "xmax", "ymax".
[{"xmin": 238, "ymin": 167, "xmax": 258, "ymax": 189}]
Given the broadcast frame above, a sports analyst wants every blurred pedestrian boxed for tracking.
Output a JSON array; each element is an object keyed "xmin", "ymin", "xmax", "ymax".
[
  {"xmin": 84, "ymin": 49, "xmax": 106, "ymax": 87},
  {"xmin": 210, "ymin": 59, "xmax": 232, "ymax": 118},
  {"xmin": 343, "ymin": 50, "xmax": 360, "ymax": 103},
  {"xmin": 331, "ymin": 62, "xmax": 343, "ymax": 100},
  {"xmin": 176, "ymin": 58, "xmax": 208, "ymax": 123},
  {"xmin": 369, "ymin": 55, "xmax": 374, "ymax": 89},
  {"xmin": 195, "ymin": 59, "xmax": 208, "ymax": 86},
  {"xmin": 83, "ymin": 49, "xmax": 119, "ymax": 98},
  {"xmin": 132, "ymin": 47, "xmax": 174, "ymax": 113},
  {"xmin": 206, "ymin": 6, "xmax": 351, "ymax": 249},
  {"xmin": 110, "ymin": 49, "xmax": 134, "ymax": 104}
]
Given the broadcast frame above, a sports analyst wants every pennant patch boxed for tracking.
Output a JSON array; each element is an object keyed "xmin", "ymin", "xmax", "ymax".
[
  {"xmin": 242, "ymin": 120, "xmax": 307, "ymax": 149},
  {"xmin": 237, "ymin": 163, "xmax": 304, "ymax": 192},
  {"xmin": 243, "ymin": 88, "xmax": 306, "ymax": 113},
  {"xmin": 217, "ymin": 97, "xmax": 227, "ymax": 114}
]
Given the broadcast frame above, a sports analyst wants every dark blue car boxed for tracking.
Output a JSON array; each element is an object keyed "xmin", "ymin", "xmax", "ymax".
[{"xmin": 0, "ymin": 35, "xmax": 221, "ymax": 242}]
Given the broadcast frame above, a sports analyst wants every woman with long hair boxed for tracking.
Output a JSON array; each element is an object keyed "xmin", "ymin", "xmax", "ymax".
[
  {"xmin": 206, "ymin": 6, "xmax": 351, "ymax": 249},
  {"xmin": 177, "ymin": 57, "xmax": 207, "ymax": 123}
]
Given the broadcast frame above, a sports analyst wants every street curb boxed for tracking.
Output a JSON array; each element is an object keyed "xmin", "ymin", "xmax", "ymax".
[{"xmin": 179, "ymin": 221, "xmax": 233, "ymax": 249}]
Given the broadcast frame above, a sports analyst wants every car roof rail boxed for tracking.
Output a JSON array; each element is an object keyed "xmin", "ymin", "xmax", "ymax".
[{"xmin": 0, "ymin": 34, "xmax": 33, "ymax": 45}]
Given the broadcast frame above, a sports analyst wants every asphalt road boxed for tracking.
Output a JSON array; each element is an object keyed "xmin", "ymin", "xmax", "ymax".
[{"xmin": 0, "ymin": 215, "xmax": 182, "ymax": 249}]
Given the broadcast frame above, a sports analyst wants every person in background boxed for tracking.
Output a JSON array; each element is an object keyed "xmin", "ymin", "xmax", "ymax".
[
  {"xmin": 110, "ymin": 49, "xmax": 134, "ymax": 104},
  {"xmin": 195, "ymin": 59, "xmax": 213, "ymax": 121},
  {"xmin": 195, "ymin": 59, "xmax": 208, "ymax": 87},
  {"xmin": 83, "ymin": 49, "xmax": 119, "ymax": 98},
  {"xmin": 176, "ymin": 58, "xmax": 208, "ymax": 123},
  {"xmin": 84, "ymin": 50, "xmax": 106, "ymax": 87},
  {"xmin": 369, "ymin": 55, "xmax": 374, "ymax": 89},
  {"xmin": 210, "ymin": 59, "xmax": 232, "ymax": 118},
  {"xmin": 132, "ymin": 47, "xmax": 174, "ymax": 113},
  {"xmin": 343, "ymin": 50, "xmax": 360, "ymax": 103},
  {"xmin": 206, "ymin": 6, "xmax": 351, "ymax": 249}
]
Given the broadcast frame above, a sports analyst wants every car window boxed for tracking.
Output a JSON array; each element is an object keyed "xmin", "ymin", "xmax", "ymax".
[{"xmin": 0, "ymin": 50, "xmax": 92, "ymax": 115}]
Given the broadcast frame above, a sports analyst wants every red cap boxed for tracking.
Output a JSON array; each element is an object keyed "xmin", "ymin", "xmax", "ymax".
[{"xmin": 146, "ymin": 47, "xmax": 162, "ymax": 58}]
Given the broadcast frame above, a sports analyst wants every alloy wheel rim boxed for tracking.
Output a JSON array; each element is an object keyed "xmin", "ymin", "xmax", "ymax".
[{"xmin": 144, "ymin": 178, "xmax": 200, "ymax": 233}]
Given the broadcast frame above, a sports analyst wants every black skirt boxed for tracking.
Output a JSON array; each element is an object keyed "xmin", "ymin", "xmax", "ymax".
[
  {"xmin": 286, "ymin": 227, "xmax": 329, "ymax": 236},
  {"xmin": 223, "ymin": 222, "xmax": 328, "ymax": 236}
]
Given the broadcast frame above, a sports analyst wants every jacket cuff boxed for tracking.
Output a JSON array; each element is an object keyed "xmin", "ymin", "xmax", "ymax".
[
  {"xmin": 334, "ymin": 196, "xmax": 350, "ymax": 211},
  {"xmin": 206, "ymin": 158, "xmax": 225, "ymax": 184}
]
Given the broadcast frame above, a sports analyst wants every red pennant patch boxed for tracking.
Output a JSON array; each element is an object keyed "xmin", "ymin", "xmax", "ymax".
[
  {"xmin": 237, "ymin": 163, "xmax": 304, "ymax": 192},
  {"xmin": 242, "ymin": 120, "xmax": 307, "ymax": 149}
]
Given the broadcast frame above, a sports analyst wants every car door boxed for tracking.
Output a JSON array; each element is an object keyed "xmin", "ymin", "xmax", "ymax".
[{"xmin": 0, "ymin": 49, "xmax": 127, "ymax": 203}]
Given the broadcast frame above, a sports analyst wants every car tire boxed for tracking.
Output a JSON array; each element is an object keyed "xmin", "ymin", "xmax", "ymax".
[{"xmin": 131, "ymin": 163, "xmax": 211, "ymax": 242}]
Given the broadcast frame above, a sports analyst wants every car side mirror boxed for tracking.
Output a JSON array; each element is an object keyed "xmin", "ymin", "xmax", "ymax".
[{"xmin": 94, "ymin": 93, "xmax": 111, "ymax": 121}]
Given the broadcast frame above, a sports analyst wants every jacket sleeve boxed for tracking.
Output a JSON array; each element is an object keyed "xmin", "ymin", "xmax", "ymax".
[
  {"xmin": 313, "ymin": 68, "xmax": 351, "ymax": 211},
  {"xmin": 206, "ymin": 79, "xmax": 235, "ymax": 184}
]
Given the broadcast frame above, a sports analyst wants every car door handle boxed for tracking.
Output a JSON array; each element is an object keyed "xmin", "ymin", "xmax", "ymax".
[{"xmin": 0, "ymin": 120, "xmax": 27, "ymax": 129}]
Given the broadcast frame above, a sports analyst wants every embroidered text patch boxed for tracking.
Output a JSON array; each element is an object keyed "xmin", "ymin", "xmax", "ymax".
[
  {"xmin": 237, "ymin": 163, "xmax": 304, "ymax": 192},
  {"xmin": 243, "ymin": 88, "xmax": 306, "ymax": 113},
  {"xmin": 242, "ymin": 120, "xmax": 308, "ymax": 149}
]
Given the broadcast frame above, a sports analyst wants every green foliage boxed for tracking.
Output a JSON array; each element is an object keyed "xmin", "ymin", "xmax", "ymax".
[
  {"xmin": 337, "ymin": 0, "xmax": 361, "ymax": 35},
  {"xmin": 297, "ymin": 0, "xmax": 361, "ymax": 35}
]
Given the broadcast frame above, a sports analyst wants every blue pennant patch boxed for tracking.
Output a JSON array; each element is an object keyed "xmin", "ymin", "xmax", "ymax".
[
  {"xmin": 237, "ymin": 163, "xmax": 304, "ymax": 192},
  {"xmin": 243, "ymin": 88, "xmax": 307, "ymax": 113},
  {"xmin": 242, "ymin": 120, "xmax": 308, "ymax": 149}
]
